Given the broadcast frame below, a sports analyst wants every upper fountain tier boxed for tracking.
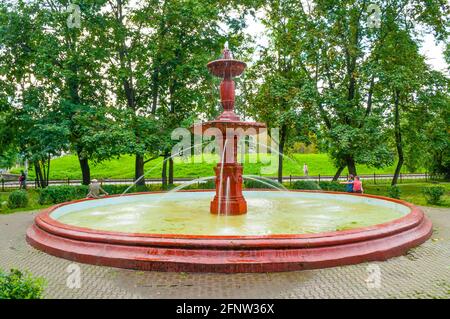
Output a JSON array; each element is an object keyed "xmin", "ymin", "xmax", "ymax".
[
  {"xmin": 192, "ymin": 43, "xmax": 265, "ymax": 135},
  {"xmin": 206, "ymin": 43, "xmax": 246, "ymax": 78}
]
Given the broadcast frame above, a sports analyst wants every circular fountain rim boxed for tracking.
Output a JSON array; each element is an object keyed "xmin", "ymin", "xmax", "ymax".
[
  {"xmin": 27, "ymin": 190, "xmax": 432, "ymax": 272},
  {"xmin": 35, "ymin": 190, "xmax": 421, "ymax": 243}
]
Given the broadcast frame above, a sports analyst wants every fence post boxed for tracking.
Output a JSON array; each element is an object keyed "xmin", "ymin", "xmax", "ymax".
[
  {"xmin": 67, "ymin": 177, "xmax": 70, "ymax": 185},
  {"xmin": 197, "ymin": 176, "xmax": 200, "ymax": 188},
  {"xmin": 373, "ymin": 173, "xmax": 376, "ymax": 184},
  {"xmin": 318, "ymin": 174, "xmax": 321, "ymax": 183},
  {"xmin": 1, "ymin": 179, "xmax": 4, "ymax": 192},
  {"xmin": 289, "ymin": 174, "xmax": 292, "ymax": 186}
]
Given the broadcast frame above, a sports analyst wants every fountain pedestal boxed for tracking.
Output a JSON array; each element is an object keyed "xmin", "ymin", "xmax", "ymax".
[{"xmin": 210, "ymin": 163, "xmax": 246, "ymax": 215}]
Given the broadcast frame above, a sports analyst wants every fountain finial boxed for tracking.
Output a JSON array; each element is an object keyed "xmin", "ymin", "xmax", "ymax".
[{"xmin": 222, "ymin": 41, "xmax": 232, "ymax": 59}]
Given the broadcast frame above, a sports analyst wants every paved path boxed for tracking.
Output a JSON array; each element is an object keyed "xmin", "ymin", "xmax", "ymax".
[{"xmin": 0, "ymin": 207, "xmax": 449, "ymax": 299}]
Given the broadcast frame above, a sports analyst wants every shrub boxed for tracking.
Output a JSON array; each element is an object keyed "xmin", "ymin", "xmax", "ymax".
[
  {"xmin": 38, "ymin": 185, "xmax": 88, "ymax": 205},
  {"xmin": 101, "ymin": 184, "xmax": 149, "ymax": 195},
  {"xmin": 387, "ymin": 185, "xmax": 401, "ymax": 199},
  {"xmin": 197, "ymin": 180, "xmax": 216, "ymax": 190},
  {"xmin": 291, "ymin": 180, "xmax": 321, "ymax": 190},
  {"xmin": 244, "ymin": 178, "xmax": 282, "ymax": 189},
  {"xmin": 186, "ymin": 180, "xmax": 216, "ymax": 190},
  {"xmin": 7, "ymin": 190, "xmax": 29, "ymax": 209},
  {"xmin": 0, "ymin": 201, "xmax": 8, "ymax": 213},
  {"xmin": 318, "ymin": 181, "xmax": 346, "ymax": 192},
  {"xmin": 422, "ymin": 186, "xmax": 446, "ymax": 205},
  {"xmin": 0, "ymin": 269, "xmax": 45, "ymax": 299}
]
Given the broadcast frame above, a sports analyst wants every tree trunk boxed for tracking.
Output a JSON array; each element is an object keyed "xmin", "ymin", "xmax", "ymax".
[
  {"xmin": 392, "ymin": 91, "xmax": 403, "ymax": 186},
  {"xmin": 277, "ymin": 125, "xmax": 287, "ymax": 184},
  {"xmin": 151, "ymin": 65, "xmax": 159, "ymax": 114},
  {"xmin": 332, "ymin": 165, "xmax": 345, "ymax": 181},
  {"xmin": 46, "ymin": 155, "xmax": 50, "ymax": 187},
  {"xmin": 168, "ymin": 156, "xmax": 174, "ymax": 185},
  {"xmin": 135, "ymin": 154, "xmax": 145, "ymax": 187},
  {"xmin": 78, "ymin": 153, "xmax": 91, "ymax": 185},
  {"xmin": 161, "ymin": 153, "xmax": 168, "ymax": 189},
  {"xmin": 34, "ymin": 162, "xmax": 44, "ymax": 188},
  {"xmin": 346, "ymin": 156, "xmax": 357, "ymax": 176}
]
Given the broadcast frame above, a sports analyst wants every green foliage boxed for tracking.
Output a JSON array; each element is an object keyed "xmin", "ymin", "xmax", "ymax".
[
  {"xmin": 318, "ymin": 182, "xmax": 346, "ymax": 192},
  {"xmin": 387, "ymin": 186, "xmax": 401, "ymax": 199},
  {"xmin": 244, "ymin": 178, "xmax": 282, "ymax": 189},
  {"xmin": 38, "ymin": 186, "xmax": 88, "ymax": 205},
  {"xmin": 197, "ymin": 180, "xmax": 216, "ymax": 190},
  {"xmin": 38, "ymin": 184, "xmax": 155, "ymax": 205},
  {"xmin": 291, "ymin": 180, "xmax": 321, "ymax": 190},
  {"xmin": 422, "ymin": 186, "xmax": 446, "ymax": 205},
  {"xmin": 101, "ymin": 184, "xmax": 151, "ymax": 195},
  {"xmin": 182, "ymin": 180, "xmax": 216, "ymax": 190},
  {"xmin": 0, "ymin": 269, "xmax": 45, "ymax": 299},
  {"xmin": 7, "ymin": 190, "xmax": 28, "ymax": 209}
]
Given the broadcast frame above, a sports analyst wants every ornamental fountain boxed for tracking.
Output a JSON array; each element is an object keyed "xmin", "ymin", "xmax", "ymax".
[
  {"xmin": 192, "ymin": 43, "xmax": 265, "ymax": 215},
  {"xmin": 26, "ymin": 44, "xmax": 432, "ymax": 273}
]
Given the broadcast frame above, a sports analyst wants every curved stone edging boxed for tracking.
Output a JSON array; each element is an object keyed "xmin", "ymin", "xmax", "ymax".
[{"xmin": 26, "ymin": 190, "xmax": 433, "ymax": 273}]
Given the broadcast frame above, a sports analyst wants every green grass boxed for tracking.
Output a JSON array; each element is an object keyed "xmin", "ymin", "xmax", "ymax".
[
  {"xmin": 10, "ymin": 153, "xmax": 421, "ymax": 180},
  {"xmin": 0, "ymin": 189, "xmax": 49, "ymax": 214},
  {"xmin": 362, "ymin": 181, "xmax": 450, "ymax": 207}
]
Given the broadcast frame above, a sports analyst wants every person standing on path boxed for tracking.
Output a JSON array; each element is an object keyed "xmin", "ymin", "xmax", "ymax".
[
  {"xmin": 303, "ymin": 163, "xmax": 309, "ymax": 176},
  {"xmin": 19, "ymin": 170, "xmax": 27, "ymax": 190}
]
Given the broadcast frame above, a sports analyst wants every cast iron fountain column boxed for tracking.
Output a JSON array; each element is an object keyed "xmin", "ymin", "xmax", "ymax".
[{"xmin": 194, "ymin": 44, "xmax": 265, "ymax": 215}]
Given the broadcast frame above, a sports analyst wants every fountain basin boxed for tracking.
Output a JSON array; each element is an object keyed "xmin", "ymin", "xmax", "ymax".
[{"xmin": 26, "ymin": 190, "xmax": 432, "ymax": 273}]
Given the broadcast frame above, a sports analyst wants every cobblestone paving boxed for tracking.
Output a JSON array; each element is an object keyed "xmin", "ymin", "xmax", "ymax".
[{"xmin": 0, "ymin": 207, "xmax": 449, "ymax": 299}]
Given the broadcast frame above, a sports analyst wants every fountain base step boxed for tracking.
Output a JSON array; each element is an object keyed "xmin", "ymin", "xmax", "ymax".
[{"xmin": 26, "ymin": 191, "xmax": 433, "ymax": 273}]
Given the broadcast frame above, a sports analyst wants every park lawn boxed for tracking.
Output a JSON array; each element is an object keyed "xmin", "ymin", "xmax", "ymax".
[
  {"xmin": 363, "ymin": 181, "xmax": 450, "ymax": 207},
  {"xmin": 11, "ymin": 153, "xmax": 418, "ymax": 180}
]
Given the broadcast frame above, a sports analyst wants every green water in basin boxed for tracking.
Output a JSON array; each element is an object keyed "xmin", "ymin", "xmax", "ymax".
[{"xmin": 51, "ymin": 191, "xmax": 409, "ymax": 236}]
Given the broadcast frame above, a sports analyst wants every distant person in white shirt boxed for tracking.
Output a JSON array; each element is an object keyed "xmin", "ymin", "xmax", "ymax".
[
  {"xmin": 86, "ymin": 179, "xmax": 109, "ymax": 199},
  {"xmin": 303, "ymin": 163, "xmax": 309, "ymax": 176}
]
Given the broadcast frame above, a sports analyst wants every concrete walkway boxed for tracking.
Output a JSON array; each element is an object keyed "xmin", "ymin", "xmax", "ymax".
[{"xmin": 0, "ymin": 207, "xmax": 448, "ymax": 299}]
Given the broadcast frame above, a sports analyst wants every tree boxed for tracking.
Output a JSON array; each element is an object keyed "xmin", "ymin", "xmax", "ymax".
[
  {"xmin": 264, "ymin": 0, "xmax": 449, "ymax": 179},
  {"xmin": 242, "ymin": 0, "xmax": 318, "ymax": 182},
  {"xmin": 104, "ymin": 0, "xmax": 241, "ymax": 186},
  {"xmin": 34, "ymin": 0, "xmax": 114, "ymax": 185}
]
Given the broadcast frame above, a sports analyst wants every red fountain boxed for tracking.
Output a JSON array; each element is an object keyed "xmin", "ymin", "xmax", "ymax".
[
  {"xmin": 192, "ymin": 43, "xmax": 265, "ymax": 215},
  {"xmin": 26, "ymin": 44, "xmax": 433, "ymax": 273}
]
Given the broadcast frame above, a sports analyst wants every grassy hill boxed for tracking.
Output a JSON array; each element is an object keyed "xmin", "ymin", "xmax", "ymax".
[{"xmin": 10, "ymin": 153, "xmax": 420, "ymax": 180}]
